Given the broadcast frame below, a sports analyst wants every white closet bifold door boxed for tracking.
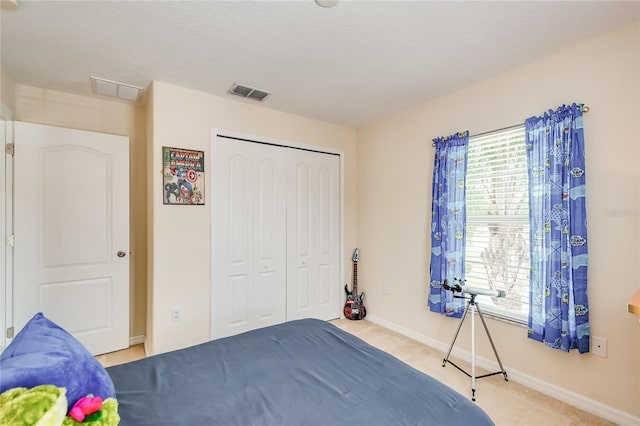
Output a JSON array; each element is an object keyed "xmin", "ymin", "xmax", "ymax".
[{"xmin": 212, "ymin": 134, "xmax": 341, "ymax": 340}]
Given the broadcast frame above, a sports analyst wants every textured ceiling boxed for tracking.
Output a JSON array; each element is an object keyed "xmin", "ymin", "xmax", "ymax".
[{"xmin": 1, "ymin": 1, "xmax": 638, "ymax": 127}]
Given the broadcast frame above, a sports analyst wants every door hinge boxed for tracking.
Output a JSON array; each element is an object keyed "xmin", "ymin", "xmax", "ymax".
[
  {"xmin": 6, "ymin": 143, "xmax": 14, "ymax": 155},
  {"xmin": 7, "ymin": 234, "xmax": 15, "ymax": 247},
  {"xmin": 6, "ymin": 327, "xmax": 14, "ymax": 339}
]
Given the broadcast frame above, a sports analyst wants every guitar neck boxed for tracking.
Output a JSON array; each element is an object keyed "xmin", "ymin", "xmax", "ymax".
[{"xmin": 353, "ymin": 263, "xmax": 358, "ymax": 294}]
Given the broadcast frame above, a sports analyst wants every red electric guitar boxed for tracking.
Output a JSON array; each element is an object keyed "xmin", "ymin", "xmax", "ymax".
[{"xmin": 344, "ymin": 248, "xmax": 366, "ymax": 320}]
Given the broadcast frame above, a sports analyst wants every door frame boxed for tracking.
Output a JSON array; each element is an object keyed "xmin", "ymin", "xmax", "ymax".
[
  {"xmin": 1, "ymin": 110, "xmax": 15, "ymax": 352},
  {"xmin": 210, "ymin": 128, "xmax": 344, "ymax": 340}
]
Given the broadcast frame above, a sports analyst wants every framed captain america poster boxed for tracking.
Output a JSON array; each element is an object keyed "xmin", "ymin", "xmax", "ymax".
[{"xmin": 162, "ymin": 146, "xmax": 205, "ymax": 205}]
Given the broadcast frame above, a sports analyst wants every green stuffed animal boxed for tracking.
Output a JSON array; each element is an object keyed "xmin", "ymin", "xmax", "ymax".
[
  {"xmin": 0, "ymin": 385, "xmax": 67, "ymax": 426},
  {"xmin": 0, "ymin": 385, "xmax": 120, "ymax": 426}
]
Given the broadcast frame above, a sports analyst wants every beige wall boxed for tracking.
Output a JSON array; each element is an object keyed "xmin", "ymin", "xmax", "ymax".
[
  {"xmin": 13, "ymin": 85, "xmax": 148, "ymax": 338},
  {"xmin": 356, "ymin": 22, "xmax": 640, "ymax": 418},
  {"xmin": 148, "ymin": 81, "xmax": 357, "ymax": 355}
]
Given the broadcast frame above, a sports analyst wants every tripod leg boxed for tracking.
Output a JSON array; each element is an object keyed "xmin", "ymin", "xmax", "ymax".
[
  {"xmin": 470, "ymin": 301, "xmax": 476, "ymax": 401},
  {"xmin": 476, "ymin": 303, "xmax": 508, "ymax": 381},
  {"xmin": 442, "ymin": 300, "xmax": 471, "ymax": 367}
]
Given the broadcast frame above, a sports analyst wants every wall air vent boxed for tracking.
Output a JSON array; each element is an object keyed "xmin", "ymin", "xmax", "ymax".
[{"xmin": 229, "ymin": 83, "xmax": 271, "ymax": 102}]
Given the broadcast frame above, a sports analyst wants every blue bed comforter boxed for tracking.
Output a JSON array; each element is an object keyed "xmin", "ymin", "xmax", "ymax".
[{"xmin": 107, "ymin": 319, "xmax": 493, "ymax": 426}]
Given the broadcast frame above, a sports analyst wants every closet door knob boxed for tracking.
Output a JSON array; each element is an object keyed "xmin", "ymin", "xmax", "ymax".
[{"xmin": 117, "ymin": 250, "xmax": 127, "ymax": 258}]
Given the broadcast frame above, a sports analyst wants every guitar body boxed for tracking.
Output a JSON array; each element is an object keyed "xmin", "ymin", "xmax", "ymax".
[
  {"xmin": 344, "ymin": 248, "xmax": 366, "ymax": 320},
  {"xmin": 343, "ymin": 285, "xmax": 367, "ymax": 320}
]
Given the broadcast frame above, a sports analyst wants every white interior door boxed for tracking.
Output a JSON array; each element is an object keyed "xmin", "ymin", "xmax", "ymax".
[
  {"xmin": 213, "ymin": 137, "xmax": 287, "ymax": 339},
  {"xmin": 13, "ymin": 122, "xmax": 130, "ymax": 355},
  {"xmin": 286, "ymin": 149, "xmax": 341, "ymax": 321}
]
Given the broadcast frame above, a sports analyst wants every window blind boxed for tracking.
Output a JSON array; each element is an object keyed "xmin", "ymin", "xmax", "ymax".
[{"xmin": 465, "ymin": 126, "xmax": 530, "ymax": 324}]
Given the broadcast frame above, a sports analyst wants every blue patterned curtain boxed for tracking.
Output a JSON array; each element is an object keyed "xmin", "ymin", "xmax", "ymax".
[
  {"xmin": 525, "ymin": 104, "xmax": 590, "ymax": 353},
  {"xmin": 428, "ymin": 131, "xmax": 469, "ymax": 317}
]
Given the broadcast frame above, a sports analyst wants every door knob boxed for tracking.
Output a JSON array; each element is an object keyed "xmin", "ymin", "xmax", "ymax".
[{"xmin": 117, "ymin": 250, "xmax": 127, "ymax": 258}]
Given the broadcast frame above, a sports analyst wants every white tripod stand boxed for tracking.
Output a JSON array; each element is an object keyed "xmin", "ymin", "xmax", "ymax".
[{"xmin": 442, "ymin": 288, "xmax": 508, "ymax": 402}]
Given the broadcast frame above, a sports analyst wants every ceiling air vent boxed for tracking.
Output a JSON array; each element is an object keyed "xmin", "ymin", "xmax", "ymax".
[
  {"xmin": 229, "ymin": 83, "xmax": 271, "ymax": 102},
  {"xmin": 90, "ymin": 76, "xmax": 143, "ymax": 103}
]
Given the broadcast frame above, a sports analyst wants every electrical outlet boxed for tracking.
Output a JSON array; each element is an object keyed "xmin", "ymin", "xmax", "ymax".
[
  {"xmin": 172, "ymin": 306, "xmax": 182, "ymax": 321},
  {"xmin": 383, "ymin": 282, "xmax": 391, "ymax": 295},
  {"xmin": 591, "ymin": 336, "xmax": 606, "ymax": 357}
]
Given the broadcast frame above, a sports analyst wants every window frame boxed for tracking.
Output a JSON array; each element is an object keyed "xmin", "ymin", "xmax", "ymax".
[{"xmin": 464, "ymin": 125, "xmax": 530, "ymax": 326}]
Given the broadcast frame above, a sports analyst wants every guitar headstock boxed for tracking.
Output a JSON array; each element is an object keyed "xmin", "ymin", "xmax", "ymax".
[{"xmin": 352, "ymin": 248, "xmax": 359, "ymax": 263}]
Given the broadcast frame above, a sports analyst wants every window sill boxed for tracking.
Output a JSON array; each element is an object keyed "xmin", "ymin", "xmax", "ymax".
[{"xmin": 476, "ymin": 308, "xmax": 528, "ymax": 328}]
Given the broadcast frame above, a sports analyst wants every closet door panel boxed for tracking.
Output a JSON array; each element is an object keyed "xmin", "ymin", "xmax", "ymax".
[
  {"xmin": 213, "ymin": 139, "xmax": 286, "ymax": 339},
  {"xmin": 318, "ymin": 165, "xmax": 332, "ymax": 255},
  {"xmin": 257, "ymin": 159, "xmax": 277, "ymax": 260},
  {"xmin": 295, "ymin": 267, "xmax": 311, "ymax": 311},
  {"xmin": 229, "ymin": 155, "xmax": 251, "ymax": 269},
  {"xmin": 257, "ymin": 270, "xmax": 278, "ymax": 320},
  {"xmin": 314, "ymin": 157, "xmax": 341, "ymax": 320},
  {"xmin": 217, "ymin": 152, "xmax": 252, "ymax": 333},
  {"xmin": 294, "ymin": 162, "xmax": 311, "ymax": 258},
  {"xmin": 318, "ymin": 264, "xmax": 332, "ymax": 304},
  {"xmin": 230, "ymin": 275, "xmax": 249, "ymax": 325},
  {"xmin": 254, "ymin": 154, "xmax": 287, "ymax": 325},
  {"xmin": 287, "ymin": 150, "xmax": 340, "ymax": 321},
  {"xmin": 289, "ymin": 161, "xmax": 313, "ymax": 316}
]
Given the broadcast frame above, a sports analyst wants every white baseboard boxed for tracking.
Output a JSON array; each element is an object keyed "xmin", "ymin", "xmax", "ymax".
[
  {"xmin": 366, "ymin": 314, "xmax": 639, "ymax": 426},
  {"xmin": 129, "ymin": 335, "xmax": 145, "ymax": 346}
]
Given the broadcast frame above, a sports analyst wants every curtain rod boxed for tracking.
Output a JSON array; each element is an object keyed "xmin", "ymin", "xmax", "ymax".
[{"xmin": 432, "ymin": 105, "xmax": 590, "ymax": 146}]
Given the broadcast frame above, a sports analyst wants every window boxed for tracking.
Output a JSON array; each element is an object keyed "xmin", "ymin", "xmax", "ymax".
[{"xmin": 465, "ymin": 126, "xmax": 530, "ymax": 324}]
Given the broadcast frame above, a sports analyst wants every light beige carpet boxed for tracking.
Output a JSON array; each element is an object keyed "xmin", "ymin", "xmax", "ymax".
[
  {"xmin": 331, "ymin": 319, "xmax": 611, "ymax": 426},
  {"xmin": 98, "ymin": 319, "xmax": 612, "ymax": 425}
]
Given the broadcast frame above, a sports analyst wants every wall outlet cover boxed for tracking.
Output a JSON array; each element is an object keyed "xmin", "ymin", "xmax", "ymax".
[
  {"xmin": 591, "ymin": 336, "xmax": 606, "ymax": 357},
  {"xmin": 171, "ymin": 306, "xmax": 182, "ymax": 321}
]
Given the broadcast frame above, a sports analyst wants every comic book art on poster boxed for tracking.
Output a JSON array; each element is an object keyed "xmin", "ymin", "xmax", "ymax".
[{"xmin": 162, "ymin": 147, "xmax": 205, "ymax": 205}]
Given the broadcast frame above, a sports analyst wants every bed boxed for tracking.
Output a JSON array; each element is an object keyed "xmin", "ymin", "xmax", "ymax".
[
  {"xmin": 0, "ymin": 313, "xmax": 493, "ymax": 425},
  {"xmin": 106, "ymin": 318, "xmax": 494, "ymax": 426}
]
